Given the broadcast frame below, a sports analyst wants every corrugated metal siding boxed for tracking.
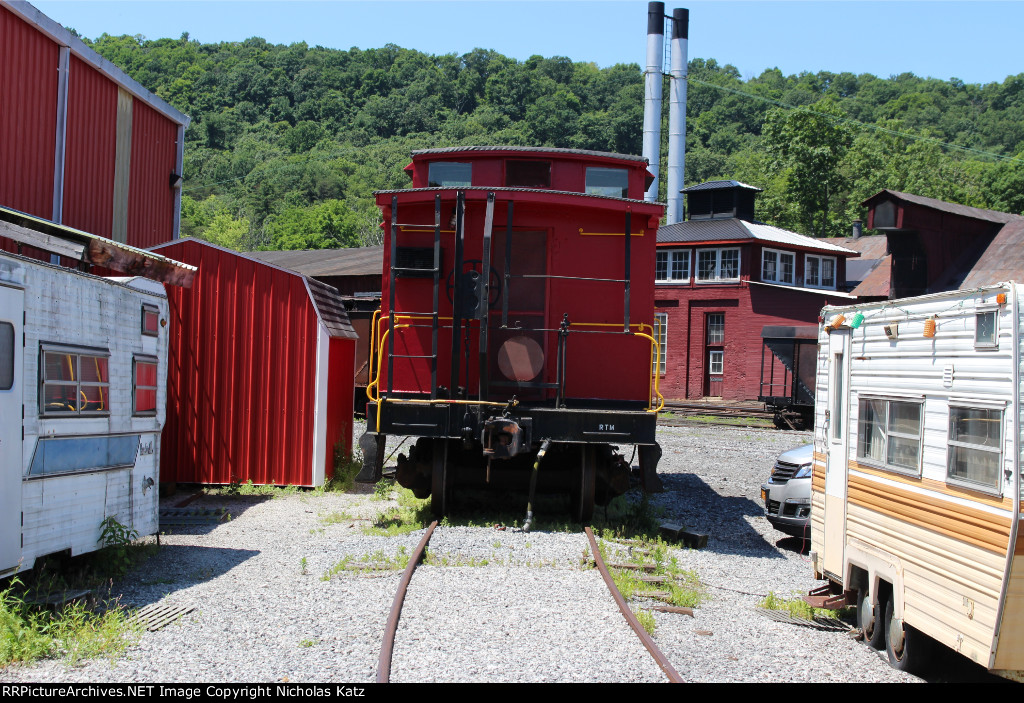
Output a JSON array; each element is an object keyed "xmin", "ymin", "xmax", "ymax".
[
  {"xmin": 0, "ymin": 5, "xmax": 58, "ymax": 219},
  {"xmin": 62, "ymin": 55, "xmax": 116, "ymax": 238},
  {"xmin": 127, "ymin": 100, "xmax": 176, "ymax": 248},
  {"xmin": 159, "ymin": 240, "xmax": 343, "ymax": 486}
]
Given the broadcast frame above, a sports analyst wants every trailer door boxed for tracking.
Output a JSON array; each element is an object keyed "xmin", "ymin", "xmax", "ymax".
[
  {"xmin": 823, "ymin": 329, "xmax": 851, "ymax": 579},
  {"xmin": 0, "ymin": 284, "xmax": 24, "ymax": 573}
]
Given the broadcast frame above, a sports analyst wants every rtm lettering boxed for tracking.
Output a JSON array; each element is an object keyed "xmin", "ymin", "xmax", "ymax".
[{"xmin": 598, "ymin": 423, "xmax": 615, "ymax": 431}]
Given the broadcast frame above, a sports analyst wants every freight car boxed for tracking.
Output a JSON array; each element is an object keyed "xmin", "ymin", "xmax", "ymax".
[{"xmin": 356, "ymin": 146, "xmax": 666, "ymax": 522}]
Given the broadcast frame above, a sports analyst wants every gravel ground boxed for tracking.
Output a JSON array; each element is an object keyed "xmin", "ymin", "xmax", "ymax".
[{"xmin": 1, "ymin": 422, "xmax": 996, "ymax": 683}]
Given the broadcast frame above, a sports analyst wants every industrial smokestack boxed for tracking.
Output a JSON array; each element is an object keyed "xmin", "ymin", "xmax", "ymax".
[
  {"xmin": 643, "ymin": 2, "xmax": 665, "ymax": 202},
  {"xmin": 665, "ymin": 8, "xmax": 688, "ymax": 223}
]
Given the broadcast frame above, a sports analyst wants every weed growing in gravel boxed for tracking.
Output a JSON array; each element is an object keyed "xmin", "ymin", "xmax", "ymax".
[
  {"xmin": 300, "ymin": 557, "xmax": 308, "ymax": 575},
  {"xmin": 299, "ymin": 638, "xmax": 318, "ymax": 648},
  {"xmin": 320, "ymin": 510, "xmax": 356, "ymax": 526},
  {"xmin": 321, "ymin": 546, "xmax": 413, "ymax": 580},
  {"xmin": 634, "ymin": 609, "xmax": 657, "ymax": 635},
  {"xmin": 760, "ymin": 591, "xmax": 839, "ymax": 620},
  {"xmin": 0, "ymin": 577, "xmax": 141, "ymax": 667},
  {"xmin": 317, "ymin": 442, "xmax": 363, "ymax": 493},
  {"xmin": 362, "ymin": 486, "xmax": 431, "ymax": 536},
  {"xmin": 372, "ymin": 478, "xmax": 395, "ymax": 501},
  {"xmin": 598, "ymin": 537, "xmax": 707, "ymax": 609}
]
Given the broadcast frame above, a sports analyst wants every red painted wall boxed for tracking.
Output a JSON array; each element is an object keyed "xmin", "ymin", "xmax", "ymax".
[
  {"xmin": 0, "ymin": 5, "xmax": 58, "ymax": 221},
  {"xmin": 63, "ymin": 55, "xmax": 116, "ymax": 238},
  {"xmin": 128, "ymin": 100, "xmax": 178, "ymax": 248},
  {"xmin": 157, "ymin": 239, "xmax": 354, "ymax": 486}
]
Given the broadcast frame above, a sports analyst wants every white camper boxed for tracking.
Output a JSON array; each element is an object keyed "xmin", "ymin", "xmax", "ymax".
[
  {"xmin": 810, "ymin": 282, "xmax": 1024, "ymax": 677},
  {"xmin": 0, "ymin": 251, "xmax": 167, "ymax": 577}
]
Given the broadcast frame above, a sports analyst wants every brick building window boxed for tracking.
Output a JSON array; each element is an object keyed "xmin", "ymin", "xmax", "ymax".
[
  {"xmin": 762, "ymin": 249, "xmax": 795, "ymax": 285},
  {"xmin": 697, "ymin": 248, "xmax": 739, "ymax": 283},
  {"xmin": 805, "ymin": 254, "xmax": 836, "ymax": 289},
  {"xmin": 656, "ymin": 250, "xmax": 690, "ymax": 283},
  {"xmin": 653, "ymin": 313, "xmax": 668, "ymax": 375}
]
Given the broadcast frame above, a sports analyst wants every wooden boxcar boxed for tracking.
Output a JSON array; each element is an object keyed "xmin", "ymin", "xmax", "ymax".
[
  {"xmin": 358, "ymin": 146, "xmax": 665, "ymax": 522},
  {"xmin": 811, "ymin": 283, "xmax": 1024, "ymax": 678}
]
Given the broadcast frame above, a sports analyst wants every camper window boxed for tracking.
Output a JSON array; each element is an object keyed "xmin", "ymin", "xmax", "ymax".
[
  {"xmin": 142, "ymin": 305, "xmax": 159, "ymax": 337},
  {"xmin": 28, "ymin": 434, "xmax": 141, "ymax": 477},
  {"xmin": 40, "ymin": 347, "xmax": 110, "ymax": 415},
  {"xmin": 0, "ymin": 321, "xmax": 13, "ymax": 391},
  {"xmin": 857, "ymin": 397, "xmax": 923, "ymax": 475},
  {"xmin": 948, "ymin": 406, "xmax": 1003, "ymax": 492},
  {"xmin": 975, "ymin": 311, "xmax": 998, "ymax": 349},
  {"xmin": 133, "ymin": 356, "xmax": 158, "ymax": 415}
]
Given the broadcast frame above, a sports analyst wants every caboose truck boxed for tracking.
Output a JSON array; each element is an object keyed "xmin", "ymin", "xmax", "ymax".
[
  {"xmin": 0, "ymin": 251, "xmax": 170, "ymax": 577},
  {"xmin": 809, "ymin": 283, "xmax": 1024, "ymax": 678},
  {"xmin": 356, "ymin": 147, "xmax": 666, "ymax": 521}
]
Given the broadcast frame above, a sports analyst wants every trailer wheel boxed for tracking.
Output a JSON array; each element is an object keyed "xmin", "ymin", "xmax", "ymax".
[
  {"xmin": 858, "ymin": 588, "xmax": 884, "ymax": 650},
  {"xmin": 571, "ymin": 446, "xmax": 596, "ymax": 524},
  {"xmin": 431, "ymin": 439, "xmax": 451, "ymax": 518},
  {"xmin": 884, "ymin": 597, "xmax": 931, "ymax": 673}
]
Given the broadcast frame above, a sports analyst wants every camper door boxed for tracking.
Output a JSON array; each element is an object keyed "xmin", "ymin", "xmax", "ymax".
[
  {"xmin": 0, "ymin": 284, "xmax": 23, "ymax": 574},
  {"xmin": 823, "ymin": 329, "xmax": 851, "ymax": 579}
]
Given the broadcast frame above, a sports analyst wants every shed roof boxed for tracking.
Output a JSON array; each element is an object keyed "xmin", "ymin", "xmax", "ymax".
[
  {"xmin": 861, "ymin": 189, "xmax": 1023, "ymax": 226},
  {"xmin": 248, "ymin": 246, "xmax": 384, "ymax": 279},
  {"xmin": 151, "ymin": 239, "xmax": 357, "ymax": 339},
  {"xmin": 657, "ymin": 218, "xmax": 857, "ymax": 255},
  {"xmin": 958, "ymin": 219, "xmax": 1024, "ymax": 289}
]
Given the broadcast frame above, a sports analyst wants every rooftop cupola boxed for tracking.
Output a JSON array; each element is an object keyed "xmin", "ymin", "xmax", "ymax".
[{"xmin": 682, "ymin": 180, "xmax": 762, "ymax": 222}]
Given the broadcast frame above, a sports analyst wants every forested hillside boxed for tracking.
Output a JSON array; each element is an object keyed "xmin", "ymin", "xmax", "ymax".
[{"xmin": 83, "ymin": 32, "xmax": 1024, "ymax": 249}]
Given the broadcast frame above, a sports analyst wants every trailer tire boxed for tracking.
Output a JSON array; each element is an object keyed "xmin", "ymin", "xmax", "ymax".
[
  {"xmin": 858, "ymin": 588, "xmax": 884, "ymax": 650},
  {"xmin": 884, "ymin": 597, "xmax": 931, "ymax": 673}
]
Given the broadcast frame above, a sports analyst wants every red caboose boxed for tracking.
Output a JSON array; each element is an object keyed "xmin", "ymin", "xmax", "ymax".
[{"xmin": 358, "ymin": 146, "xmax": 665, "ymax": 523}]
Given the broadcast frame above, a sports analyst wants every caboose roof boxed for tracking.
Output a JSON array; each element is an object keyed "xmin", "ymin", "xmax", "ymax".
[{"xmin": 411, "ymin": 145, "xmax": 649, "ymax": 164}]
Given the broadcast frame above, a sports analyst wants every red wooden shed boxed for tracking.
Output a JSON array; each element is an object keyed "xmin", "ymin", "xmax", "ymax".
[
  {"xmin": 152, "ymin": 239, "xmax": 358, "ymax": 487},
  {"xmin": 0, "ymin": 1, "xmax": 189, "ymax": 250}
]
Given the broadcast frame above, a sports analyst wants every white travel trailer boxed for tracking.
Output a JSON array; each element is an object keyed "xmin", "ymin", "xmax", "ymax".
[
  {"xmin": 810, "ymin": 282, "xmax": 1024, "ymax": 677},
  {"xmin": 0, "ymin": 251, "xmax": 168, "ymax": 577}
]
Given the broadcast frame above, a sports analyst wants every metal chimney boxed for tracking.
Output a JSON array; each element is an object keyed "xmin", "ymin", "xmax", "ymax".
[
  {"xmin": 852, "ymin": 219, "xmax": 863, "ymax": 239},
  {"xmin": 666, "ymin": 8, "xmax": 688, "ymax": 223},
  {"xmin": 643, "ymin": 2, "xmax": 665, "ymax": 202}
]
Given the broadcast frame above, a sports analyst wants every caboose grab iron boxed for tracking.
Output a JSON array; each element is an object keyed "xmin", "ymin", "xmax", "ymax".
[{"xmin": 357, "ymin": 146, "xmax": 666, "ymax": 522}]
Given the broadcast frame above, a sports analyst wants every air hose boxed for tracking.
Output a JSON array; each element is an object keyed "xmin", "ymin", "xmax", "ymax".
[{"xmin": 522, "ymin": 439, "xmax": 552, "ymax": 533}]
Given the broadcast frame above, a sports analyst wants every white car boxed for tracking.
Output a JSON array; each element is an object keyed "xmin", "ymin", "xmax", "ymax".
[{"xmin": 760, "ymin": 444, "xmax": 813, "ymax": 539}]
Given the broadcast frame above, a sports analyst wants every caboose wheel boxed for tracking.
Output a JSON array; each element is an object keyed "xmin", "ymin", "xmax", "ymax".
[
  {"xmin": 431, "ymin": 439, "xmax": 451, "ymax": 517},
  {"xmin": 571, "ymin": 446, "xmax": 597, "ymax": 523}
]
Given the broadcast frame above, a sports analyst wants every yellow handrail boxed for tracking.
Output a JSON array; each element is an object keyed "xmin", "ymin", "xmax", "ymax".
[{"xmin": 632, "ymin": 331, "xmax": 665, "ymax": 412}]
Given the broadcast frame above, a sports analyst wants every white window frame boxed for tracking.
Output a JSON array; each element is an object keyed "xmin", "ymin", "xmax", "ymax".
[
  {"xmin": 975, "ymin": 309, "xmax": 999, "ymax": 350},
  {"xmin": 653, "ymin": 313, "xmax": 668, "ymax": 375},
  {"xmin": 761, "ymin": 248, "xmax": 795, "ymax": 285},
  {"xmin": 856, "ymin": 396, "xmax": 924, "ymax": 477},
  {"xmin": 947, "ymin": 403, "xmax": 1004, "ymax": 494},
  {"xmin": 708, "ymin": 350, "xmax": 724, "ymax": 375},
  {"xmin": 656, "ymin": 249, "xmax": 690, "ymax": 284},
  {"xmin": 696, "ymin": 247, "xmax": 740, "ymax": 284},
  {"xmin": 805, "ymin": 254, "xmax": 837, "ymax": 290}
]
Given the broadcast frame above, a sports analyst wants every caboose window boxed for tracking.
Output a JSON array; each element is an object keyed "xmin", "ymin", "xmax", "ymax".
[
  {"xmin": 40, "ymin": 346, "xmax": 110, "ymax": 416},
  {"xmin": 428, "ymin": 162, "xmax": 472, "ymax": 187},
  {"xmin": 505, "ymin": 160, "xmax": 551, "ymax": 188},
  {"xmin": 696, "ymin": 248, "xmax": 740, "ymax": 283},
  {"xmin": 585, "ymin": 167, "xmax": 628, "ymax": 198}
]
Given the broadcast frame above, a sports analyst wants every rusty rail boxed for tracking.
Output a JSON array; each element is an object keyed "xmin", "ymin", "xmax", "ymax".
[
  {"xmin": 585, "ymin": 526, "xmax": 684, "ymax": 683},
  {"xmin": 376, "ymin": 520, "xmax": 438, "ymax": 683}
]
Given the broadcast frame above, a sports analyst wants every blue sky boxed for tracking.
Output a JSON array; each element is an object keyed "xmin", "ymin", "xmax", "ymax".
[{"xmin": 29, "ymin": 1, "xmax": 1024, "ymax": 85}]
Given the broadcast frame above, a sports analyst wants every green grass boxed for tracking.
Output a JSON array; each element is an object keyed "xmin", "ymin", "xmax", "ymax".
[
  {"xmin": 759, "ymin": 591, "xmax": 841, "ymax": 620},
  {"xmin": 681, "ymin": 414, "xmax": 774, "ymax": 428},
  {"xmin": 597, "ymin": 535, "xmax": 708, "ymax": 609},
  {"xmin": 321, "ymin": 546, "xmax": 412, "ymax": 580},
  {"xmin": 634, "ymin": 608, "xmax": 657, "ymax": 636}
]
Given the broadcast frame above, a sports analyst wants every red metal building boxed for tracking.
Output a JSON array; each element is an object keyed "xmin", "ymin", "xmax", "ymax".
[
  {"xmin": 654, "ymin": 181, "xmax": 858, "ymax": 403},
  {"xmin": 151, "ymin": 239, "xmax": 358, "ymax": 487},
  {"xmin": 0, "ymin": 1, "xmax": 189, "ymax": 250}
]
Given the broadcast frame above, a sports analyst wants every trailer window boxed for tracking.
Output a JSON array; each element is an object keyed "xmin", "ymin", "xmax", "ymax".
[
  {"xmin": 948, "ymin": 406, "xmax": 1003, "ymax": 492},
  {"xmin": 28, "ymin": 434, "xmax": 140, "ymax": 477},
  {"xmin": 975, "ymin": 311, "xmax": 998, "ymax": 349},
  {"xmin": 133, "ymin": 356, "xmax": 158, "ymax": 415},
  {"xmin": 142, "ymin": 304, "xmax": 159, "ymax": 337},
  {"xmin": 40, "ymin": 348, "xmax": 109, "ymax": 415},
  {"xmin": 0, "ymin": 322, "xmax": 12, "ymax": 391},
  {"xmin": 857, "ymin": 398, "xmax": 923, "ymax": 475}
]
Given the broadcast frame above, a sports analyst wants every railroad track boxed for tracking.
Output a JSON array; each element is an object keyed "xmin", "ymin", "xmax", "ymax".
[{"xmin": 375, "ymin": 521, "xmax": 683, "ymax": 683}]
